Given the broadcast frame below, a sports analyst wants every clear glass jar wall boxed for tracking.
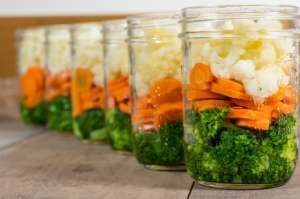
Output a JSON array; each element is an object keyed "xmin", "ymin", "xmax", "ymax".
[
  {"xmin": 17, "ymin": 27, "xmax": 47, "ymax": 125},
  {"xmin": 128, "ymin": 13, "xmax": 185, "ymax": 169},
  {"xmin": 181, "ymin": 5, "xmax": 299, "ymax": 189},
  {"xmin": 103, "ymin": 20, "xmax": 132, "ymax": 151},
  {"xmin": 46, "ymin": 25, "xmax": 73, "ymax": 132},
  {"xmin": 71, "ymin": 23, "xmax": 107, "ymax": 141}
]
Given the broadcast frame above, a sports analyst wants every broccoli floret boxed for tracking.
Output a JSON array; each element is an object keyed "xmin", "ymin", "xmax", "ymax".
[
  {"xmin": 267, "ymin": 114, "xmax": 296, "ymax": 148},
  {"xmin": 189, "ymin": 108, "xmax": 228, "ymax": 144},
  {"xmin": 185, "ymin": 143, "xmax": 220, "ymax": 182},
  {"xmin": 106, "ymin": 108, "xmax": 132, "ymax": 151},
  {"xmin": 133, "ymin": 122, "xmax": 184, "ymax": 166},
  {"xmin": 20, "ymin": 100, "xmax": 47, "ymax": 125},
  {"xmin": 185, "ymin": 108, "xmax": 297, "ymax": 184},
  {"xmin": 47, "ymin": 96, "xmax": 72, "ymax": 132},
  {"xmin": 73, "ymin": 108, "xmax": 106, "ymax": 140}
]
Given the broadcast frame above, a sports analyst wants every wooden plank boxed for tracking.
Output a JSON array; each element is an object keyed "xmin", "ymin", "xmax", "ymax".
[
  {"xmin": 189, "ymin": 159, "xmax": 300, "ymax": 199},
  {"xmin": 0, "ymin": 132, "xmax": 192, "ymax": 199},
  {"xmin": 0, "ymin": 119, "xmax": 44, "ymax": 148}
]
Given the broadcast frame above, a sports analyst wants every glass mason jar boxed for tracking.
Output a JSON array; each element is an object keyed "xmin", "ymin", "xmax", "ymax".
[
  {"xmin": 181, "ymin": 5, "xmax": 299, "ymax": 189},
  {"xmin": 46, "ymin": 25, "xmax": 73, "ymax": 132},
  {"xmin": 71, "ymin": 23, "xmax": 107, "ymax": 141},
  {"xmin": 103, "ymin": 19, "xmax": 132, "ymax": 151},
  {"xmin": 16, "ymin": 27, "xmax": 47, "ymax": 125},
  {"xmin": 128, "ymin": 13, "xmax": 185, "ymax": 170}
]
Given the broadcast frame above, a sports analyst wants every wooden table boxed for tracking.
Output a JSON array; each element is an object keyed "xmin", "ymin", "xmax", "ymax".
[{"xmin": 0, "ymin": 119, "xmax": 299, "ymax": 199}]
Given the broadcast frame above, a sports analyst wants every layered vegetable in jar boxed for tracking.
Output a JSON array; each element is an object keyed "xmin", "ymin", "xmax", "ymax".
[
  {"xmin": 71, "ymin": 23, "xmax": 107, "ymax": 141},
  {"xmin": 128, "ymin": 13, "xmax": 185, "ymax": 169},
  {"xmin": 103, "ymin": 20, "xmax": 132, "ymax": 151},
  {"xmin": 181, "ymin": 6, "xmax": 299, "ymax": 188},
  {"xmin": 17, "ymin": 27, "xmax": 47, "ymax": 125},
  {"xmin": 46, "ymin": 25, "xmax": 73, "ymax": 132}
]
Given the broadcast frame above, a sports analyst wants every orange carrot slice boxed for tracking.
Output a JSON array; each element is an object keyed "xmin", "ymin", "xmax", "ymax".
[
  {"xmin": 133, "ymin": 108, "xmax": 154, "ymax": 124},
  {"xmin": 188, "ymin": 89, "xmax": 226, "ymax": 101},
  {"xmin": 188, "ymin": 82, "xmax": 211, "ymax": 91},
  {"xmin": 193, "ymin": 100, "xmax": 230, "ymax": 111},
  {"xmin": 149, "ymin": 77, "xmax": 182, "ymax": 107},
  {"xmin": 119, "ymin": 102, "xmax": 131, "ymax": 114},
  {"xmin": 137, "ymin": 96, "xmax": 153, "ymax": 109},
  {"xmin": 108, "ymin": 76, "xmax": 128, "ymax": 93},
  {"xmin": 153, "ymin": 102, "xmax": 183, "ymax": 128},
  {"xmin": 215, "ymin": 78, "xmax": 244, "ymax": 92},
  {"xmin": 236, "ymin": 119, "xmax": 270, "ymax": 130},
  {"xmin": 111, "ymin": 85, "xmax": 130, "ymax": 103},
  {"xmin": 189, "ymin": 63, "xmax": 214, "ymax": 87},
  {"xmin": 228, "ymin": 107, "xmax": 271, "ymax": 120},
  {"xmin": 75, "ymin": 68, "xmax": 93, "ymax": 91},
  {"xmin": 211, "ymin": 82, "xmax": 250, "ymax": 100}
]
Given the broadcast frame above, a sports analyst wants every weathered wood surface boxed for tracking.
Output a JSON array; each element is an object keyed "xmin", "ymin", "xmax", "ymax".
[
  {"xmin": 0, "ymin": 120, "xmax": 300, "ymax": 199},
  {"xmin": 0, "ymin": 127, "xmax": 192, "ymax": 199},
  {"xmin": 0, "ymin": 119, "xmax": 44, "ymax": 148}
]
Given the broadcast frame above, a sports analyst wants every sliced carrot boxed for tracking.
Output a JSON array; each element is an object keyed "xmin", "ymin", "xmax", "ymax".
[
  {"xmin": 282, "ymin": 85, "xmax": 297, "ymax": 105},
  {"xmin": 211, "ymin": 82, "xmax": 250, "ymax": 100},
  {"xmin": 266, "ymin": 86, "xmax": 286, "ymax": 104},
  {"xmin": 188, "ymin": 89, "xmax": 226, "ymax": 101},
  {"xmin": 75, "ymin": 68, "xmax": 93, "ymax": 91},
  {"xmin": 236, "ymin": 119, "xmax": 270, "ymax": 130},
  {"xmin": 133, "ymin": 108, "xmax": 154, "ymax": 124},
  {"xmin": 21, "ymin": 66, "xmax": 45, "ymax": 107},
  {"xmin": 153, "ymin": 102, "xmax": 183, "ymax": 129},
  {"xmin": 188, "ymin": 82, "xmax": 211, "ymax": 91},
  {"xmin": 108, "ymin": 76, "xmax": 128, "ymax": 93},
  {"xmin": 149, "ymin": 77, "xmax": 182, "ymax": 107},
  {"xmin": 71, "ymin": 78, "xmax": 81, "ymax": 117},
  {"xmin": 228, "ymin": 107, "xmax": 271, "ymax": 120},
  {"xmin": 111, "ymin": 85, "xmax": 130, "ymax": 103},
  {"xmin": 193, "ymin": 100, "xmax": 230, "ymax": 112},
  {"xmin": 273, "ymin": 102, "xmax": 295, "ymax": 115},
  {"xmin": 215, "ymin": 78, "xmax": 244, "ymax": 92},
  {"xmin": 137, "ymin": 96, "xmax": 153, "ymax": 109},
  {"xmin": 119, "ymin": 102, "xmax": 131, "ymax": 114},
  {"xmin": 189, "ymin": 63, "xmax": 214, "ymax": 87}
]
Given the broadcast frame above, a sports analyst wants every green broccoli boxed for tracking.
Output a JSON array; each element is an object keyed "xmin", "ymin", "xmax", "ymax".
[
  {"xmin": 185, "ymin": 108, "xmax": 297, "ymax": 184},
  {"xmin": 20, "ymin": 100, "xmax": 47, "ymax": 125},
  {"xmin": 47, "ymin": 96, "xmax": 72, "ymax": 132},
  {"xmin": 73, "ymin": 108, "xmax": 106, "ymax": 140},
  {"xmin": 106, "ymin": 108, "xmax": 132, "ymax": 151},
  {"xmin": 133, "ymin": 122, "xmax": 184, "ymax": 166}
]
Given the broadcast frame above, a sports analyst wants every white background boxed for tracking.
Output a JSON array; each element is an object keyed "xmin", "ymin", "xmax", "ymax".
[{"xmin": 0, "ymin": 0, "xmax": 299, "ymax": 16}]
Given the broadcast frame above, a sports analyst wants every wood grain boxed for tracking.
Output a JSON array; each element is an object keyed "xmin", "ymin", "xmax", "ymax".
[
  {"xmin": 189, "ymin": 160, "xmax": 300, "ymax": 199},
  {"xmin": 0, "ymin": 127, "xmax": 192, "ymax": 199},
  {"xmin": 0, "ymin": 15, "xmax": 125, "ymax": 78},
  {"xmin": 0, "ymin": 119, "xmax": 44, "ymax": 148}
]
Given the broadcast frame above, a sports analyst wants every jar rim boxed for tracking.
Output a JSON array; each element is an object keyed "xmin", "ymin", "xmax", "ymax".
[
  {"xmin": 103, "ymin": 19, "xmax": 127, "ymax": 31},
  {"xmin": 71, "ymin": 22, "xmax": 102, "ymax": 31},
  {"xmin": 128, "ymin": 11, "xmax": 181, "ymax": 28},
  {"xmin": 182, "ymin": 5, "xmax": 299, "ymax": 21}
]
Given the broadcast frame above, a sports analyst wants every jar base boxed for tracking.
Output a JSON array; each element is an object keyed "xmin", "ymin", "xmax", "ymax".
[
  {"xmin": 144, "ymin": 164, "xmax": 186, "ymax": 171},
  {"xmin": 196, "ymin": 180, "xmax": 286, "ymax": 190}
]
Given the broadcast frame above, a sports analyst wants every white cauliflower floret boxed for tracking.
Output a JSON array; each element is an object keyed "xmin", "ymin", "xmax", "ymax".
[
  {"xmin": 19, "ymin": 28, "xmax": 46, "ymax": 74},
  {"xmin": 134, "ymin": 27, "xmax": 182, "ymax": 96},
  {"xmin": 105, "ymin": 43, "xmax": 129, "ymax": 81},
  {"xmin": 244, "ymin": 66, "xmax": 289, "ymax": 102},
  {"xmin": 230, "ymin": 60, "xmax": 256, "ymax": 81},
  {"xmin": 193, "ymin": 19, "xmax": 293, "ymax": 101},
  {"xmin": 258, "ymin": 41, "xmax": 277, "ymax": 67},
  {"xmin": 48, "ymin": 28, "xmax": 72, "ymax": 74}
]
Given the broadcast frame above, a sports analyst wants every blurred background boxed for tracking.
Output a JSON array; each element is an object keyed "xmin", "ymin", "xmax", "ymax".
[{"xmin": 0, "ymin": 0, "xmax": 299, "ymax": 119}]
